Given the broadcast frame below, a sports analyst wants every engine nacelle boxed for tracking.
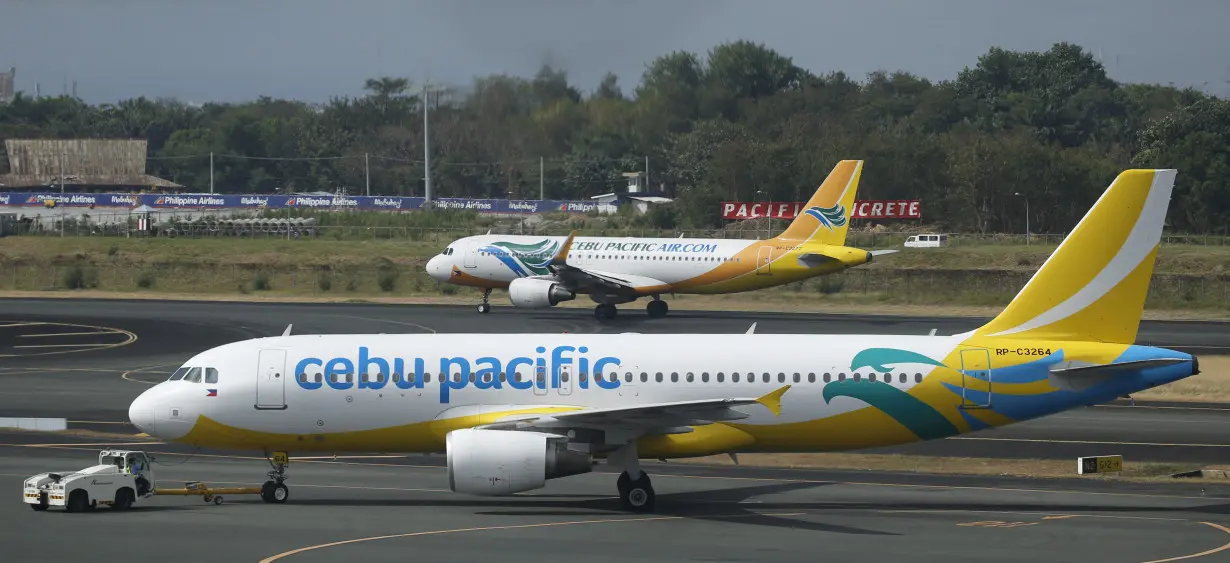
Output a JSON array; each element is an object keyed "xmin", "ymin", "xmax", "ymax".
[
  {"xmin": 446, "ymin": 429, "xmax": 592, "ymax": 496},
  {"xmin": 508, "ymin": 278, "xmax": 576, "ymax": 308}
]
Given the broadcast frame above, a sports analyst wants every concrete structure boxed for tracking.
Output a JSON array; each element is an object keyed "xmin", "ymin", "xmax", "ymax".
[{"xmin": 0, "ymin": 139, "xmax": 183, "ymax": 192}]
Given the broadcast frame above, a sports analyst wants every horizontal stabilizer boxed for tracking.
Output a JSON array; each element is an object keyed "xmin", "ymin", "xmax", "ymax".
[
  {"xmin": 1049, "ymin": 358, "xmax": 1190, "ymax": 375},
  {"xmin": 1047, "ymin": 358, "xmax": 1190, "ymax": 392}
]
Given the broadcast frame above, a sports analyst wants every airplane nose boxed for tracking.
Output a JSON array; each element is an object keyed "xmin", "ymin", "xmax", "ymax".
[
  {"xmin": 128, "ymin": 391, "xmax": 155, "ymax": 435},
  {"xmin": 426, "ymin": 255, "xmax": 449, "ymax": 282}
]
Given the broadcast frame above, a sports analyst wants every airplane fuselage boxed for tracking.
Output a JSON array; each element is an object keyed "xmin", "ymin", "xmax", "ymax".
[
  {"xmin": 426, "ymin": 235, "xmax": 869, "ymax": 295},
  {"xmin": 129, "ymin": 332, "xmax": 1195, "ymax": 458}
]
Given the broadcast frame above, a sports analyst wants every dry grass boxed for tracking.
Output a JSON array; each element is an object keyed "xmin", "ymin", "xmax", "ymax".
[{"xmin": 1133, "ymin": 356, "xmax": 1230, "ymax": 403}]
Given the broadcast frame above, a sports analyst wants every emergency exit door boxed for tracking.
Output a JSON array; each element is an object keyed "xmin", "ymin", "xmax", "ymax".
[{"xmin": 255, "ymin": 349, "xmax": 287, "ymax": 410}]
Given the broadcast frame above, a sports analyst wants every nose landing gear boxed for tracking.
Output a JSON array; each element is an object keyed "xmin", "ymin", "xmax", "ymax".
[
  {"xmin": 260, "ymin": 451, "xmax": 290, "ymax": 504},
  {"xmin": 478, "ymin": 288, "xmax": 492, "ymax": 314}
]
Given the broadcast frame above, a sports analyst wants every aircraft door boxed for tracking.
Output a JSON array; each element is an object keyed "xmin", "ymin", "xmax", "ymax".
[
  {"xmin": 256, "ymin": 349, "xmax": 288, "ymax": 410},
  {"xmin": 959, "ymin": 348, "xmax": 993, "ymax": 408},
  {"xmin": 463, "ymin": 242, "xmax": 478, "ymax": 269},
  {"xmin": 558, "ymin": 366, "xmax": 573, "ymax": 396},
  {"xmin": 756, "ymin": 246, "xmax": 773, "ymax": 275}
]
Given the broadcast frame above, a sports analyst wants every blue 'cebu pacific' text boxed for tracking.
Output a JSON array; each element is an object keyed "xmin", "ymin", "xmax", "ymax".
[{"xmin": 292, "ymin": 345, "xmax": 621, "ymax": 403}]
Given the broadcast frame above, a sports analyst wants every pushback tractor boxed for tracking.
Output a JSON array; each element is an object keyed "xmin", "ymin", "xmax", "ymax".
[{"xmin": 22, "ymin": 449, "xmax": 281, "ymax": 512}]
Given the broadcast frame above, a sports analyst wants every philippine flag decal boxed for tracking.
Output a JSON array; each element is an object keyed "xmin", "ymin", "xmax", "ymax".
[{"xmin": 206, "ymin": 389, "xmax": 218, "ymax": 397}]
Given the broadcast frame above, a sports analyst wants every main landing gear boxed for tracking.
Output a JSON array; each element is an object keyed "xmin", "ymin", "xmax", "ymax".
[
  {"xmin": 616, "ymin": 471, "xmax": 655, "ymax": 512},
  {"xmin": 478, "ymin": 288, "xmax": 492, "ymax": 314},
  {"xmin": 260, "ymin": 451, "xmax": 290, "ymax": 504},
  {"xmin": 594, "ymin": 303, "xmax": 617, "ymax": 320},
  {"xmin": 646, "ymin": 297, "xmax": 668, "ymax": 319},
  {"xmin": 594, "ymin": 296, "xmax": 669, "ymax": 321},
  {"xmin": 608, "ymin": 443, "xmax": 655, "ymax": 512}
]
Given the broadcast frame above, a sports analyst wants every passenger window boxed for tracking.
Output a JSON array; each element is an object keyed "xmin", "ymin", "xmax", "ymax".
[
  {"xmin": 641, "ymin": 373, "xmax": 648, "ymax": 383},
  {"xmin": 915, "ymin": 373, "xmax": 923, "ymax": 383},
  {"xmin": 807, "ymin": 373, "xmax": 815, "ymax": 383},
  {"xmin": 793, "ymin": 373, "xmax": 801, "ymax": 383},
  {"xmin": 701, "ymin": 372, "xmax": 709, "ymax": 382},
  {"xmin": 732, "ymin": 373, "xmax": 740, "ymax": 382},
  {"xmin": 778, "ymin": 373, "xmax": 786, "ymax": 383},
  {"xmin": 168, "ymin": 367, "xmax": 190, "ymax": 381},
  {"xmin": 624, "ymin": 372, "xmax": 633, "ymax": 383},
  {"xmin": 686, "ymin": 372, "xmax": 694, "ymax": 383},
  {"xmin": 656, "ymin": 373, "xmax": 664, "ymax": 383},
  {"xmin": 205, "ymin": 368, "xmax": 219, "ymax": 384},
  {"xmin": 762, "ymin": 373, "xmax": 770, "ymax": 383},
  {"xmin": 823, "ymin": 373, "xmax": 831, "ymax": 382},
  {"xmin": 716, "ymin": 373, "xmax": 724, "ymax": 382},
  {"xmin": 670, "ymin": 373, "xmax": 679, "ymax": 383},
  {"xmin": 869, "ymin": 374, "xmax": 877, "ymax": 382},
  {"xmin": 838, "ymin": 373, "xmax": 846, "ymax": 381},
  {"xmin": 899, "ymin": 373, "xmax": 907, "ymax": 383},
  {"xmin": 853, "ymin": 373, "xmax": 862, "ymax": 381}
]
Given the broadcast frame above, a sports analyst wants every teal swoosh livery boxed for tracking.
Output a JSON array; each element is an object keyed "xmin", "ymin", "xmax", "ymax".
[
  {"xmin": 850, "ymin": 348, "xmax": 947, "ymax": 372},
  {"xmin": 804, "ymin": 204, "xmax": 848, "ymax": 231},
  {"xmin": 480, "ymin": 239, "xmax": 560, "ymax": 277},
  {"xmin": 822, "ymin": 379, "xmax": 959, "ymax": 440}
]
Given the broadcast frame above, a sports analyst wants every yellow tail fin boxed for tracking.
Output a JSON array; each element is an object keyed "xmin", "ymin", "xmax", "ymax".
[
  {"xmin": 777, "ymin": 160, "xmax": 863, "ymax": 244},
  {"xmin": 975, "ymin": 169, "xmax": 1177, "ymax": 344}
]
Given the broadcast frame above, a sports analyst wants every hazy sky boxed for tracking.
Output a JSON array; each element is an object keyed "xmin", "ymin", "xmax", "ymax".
[{"xmin": 3, "ymin": 0, "xmax": 1228, "ymax": 104}]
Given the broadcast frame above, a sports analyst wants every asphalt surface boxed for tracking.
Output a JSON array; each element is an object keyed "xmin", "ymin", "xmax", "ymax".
[
  {"xmin": 4, "ymin": 298, "xmax": 1230, "ymax": 562},
  {"xmin": 4, "ymin": 440, "xmax": 1230, "ymax": 563}
]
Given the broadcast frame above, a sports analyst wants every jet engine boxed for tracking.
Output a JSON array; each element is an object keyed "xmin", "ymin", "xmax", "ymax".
[
  {"xmin": 507, "ymin": 278, "xmax": 576, "ymax": 308},
  {"xmin": 446, "ymin": 429, "xmax": 593, "ymax": 495}
]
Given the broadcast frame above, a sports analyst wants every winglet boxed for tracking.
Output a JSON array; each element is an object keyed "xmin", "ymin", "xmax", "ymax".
[
  {"xmin": 282, "ymin": 324, "xmax": 293, "ymax": 336},
  {"xmin": 755, "ymin": 385, "xmax": 790, "ymax": 416},
  {"xmin": 551, "ymin": 230, "xmax": 577, "ymax": 266}
]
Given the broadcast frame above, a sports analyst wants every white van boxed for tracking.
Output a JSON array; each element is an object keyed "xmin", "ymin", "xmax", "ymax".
[{"xmin": 904, "ymin": 233, "xmax": 949, "ymax": 248}]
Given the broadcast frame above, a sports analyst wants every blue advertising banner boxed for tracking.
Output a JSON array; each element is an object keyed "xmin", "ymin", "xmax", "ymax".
[{"xmin": 0, "ymin": 192, "xmax": 614, "ymax": 214}]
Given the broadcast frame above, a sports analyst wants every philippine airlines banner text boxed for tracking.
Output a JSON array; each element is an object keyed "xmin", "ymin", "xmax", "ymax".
[
  {"xmin": 0, "ymin": 192, "xmax": 611, "ymax": 214},
  {"xmin": 720, "ymin": 200, "xmax": 921, "ymax": 220}
]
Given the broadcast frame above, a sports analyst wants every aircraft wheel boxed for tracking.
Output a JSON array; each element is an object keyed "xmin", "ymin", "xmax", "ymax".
[
  {"xmin": 261, "ymin": 481, "xmax": 289, "ymax": 504},
  {"xmin": 618, "ymin": 473, "xmax": 655, "ymax": 512},
  {"xmin": 478, "ymin": 303, "xmax": 491, "ymax": 314},
  {"xmin": 646, "ymin": 300, "xmax": 668, "ymax": 318},
  {"xmin": 594, "ymin": 304, "xmax": 617, "ymax": 320}
]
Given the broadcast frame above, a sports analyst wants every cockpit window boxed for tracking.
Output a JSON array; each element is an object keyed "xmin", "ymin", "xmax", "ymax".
[
  {"xmin": 168, "ymin": 367, "xmax": 190, "ymax": 381},
  {"xmin": 444, "ymin": 247, "xmax": 455, "ymax": 256},
  {"xmin": 205, "ymin": 368, "xmax": 219, "ymax": 384},
  {"xmin": 184, "ymin": 367, "xmax": 202, "ymax": 383}
]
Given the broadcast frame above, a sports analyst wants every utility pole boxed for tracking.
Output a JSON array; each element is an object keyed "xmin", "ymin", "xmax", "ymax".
[
  {"xmin": 644, "ymin": 156, "xmax": 649, "ymax": 190},
  {"xmin": 364, "ymin": 152, "xmax": 370, "ymax": 196},
  {"xmin": 1014, "ymin": 192, "xmax": 1030, "ymax": 245},
  {"xmin": 422, "ymin": 83, "xmax": 433, "ymax": 204},
  {"xmin": 209, "ymin": 152, "xmax": 214, "ymax": 194},
  {"xmin": 539, "ymin": 157, "xmax": 544, "ymax": 200},
  {"xmin": 60, "ymin": 149, "xmax": 66, "ymax": 194}
]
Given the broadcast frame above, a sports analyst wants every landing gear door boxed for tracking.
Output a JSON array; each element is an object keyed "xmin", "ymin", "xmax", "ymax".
[
  {"xmin": 256, "ymin": 349, "xmax": 288, "ymax": 410},
  {"xmin": 959, "ymin": 348, "xmax": 993, "ymax": 408}
]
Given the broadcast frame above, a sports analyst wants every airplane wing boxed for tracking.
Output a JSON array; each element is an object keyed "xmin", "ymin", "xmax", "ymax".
[
  {"xmin": 478, "ymin": 386, "xmax": 790, "ymax": 435},
  {"xmin": 535, "ymin": 230, "xmax": 669, "ymax": 295}
]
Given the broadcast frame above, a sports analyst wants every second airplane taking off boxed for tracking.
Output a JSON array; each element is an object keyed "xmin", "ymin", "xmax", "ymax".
[
  {"xmin": 426, "ymin": 160, "xmax": 892, "ymax": 319},
  {"xmin": 129, "ymin": 167, "xmax": 1197, "ymax": 512}
]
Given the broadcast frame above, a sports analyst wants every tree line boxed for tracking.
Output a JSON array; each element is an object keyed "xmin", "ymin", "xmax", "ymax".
[{"xmin": 0, "ymin": 41, "xmax": 1226, "ymax": 233}]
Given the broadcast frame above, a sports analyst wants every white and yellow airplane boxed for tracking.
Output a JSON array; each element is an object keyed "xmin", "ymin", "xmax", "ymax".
[
  {"xmin": 128, "ymin": 167, "xmax": 1196, "ymax": 512},
  {"xmin": 425, "ymin": 160, "xmax": 892, "ymax": 319}
]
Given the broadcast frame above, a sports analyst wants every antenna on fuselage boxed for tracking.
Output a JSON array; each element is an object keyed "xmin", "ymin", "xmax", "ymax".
[
  {"xmin": 928, "ymin": 328, "xmax": 937, "ymax": 336},
  {"xmin": 746, "ymin": 323, "xmax": 757, "ymax": 334},
  {"xmin": 282, "ymin": 324, "xmax": 293, "ymax": 336}
]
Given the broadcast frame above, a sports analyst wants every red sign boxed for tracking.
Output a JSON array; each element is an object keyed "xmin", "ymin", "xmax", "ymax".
[{"xmin": 720, "ymin": 200, "xmax": 920, "ymax": 220}]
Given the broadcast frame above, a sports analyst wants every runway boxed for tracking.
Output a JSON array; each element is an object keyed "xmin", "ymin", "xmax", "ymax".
[
  {"xmin": 4, "ymin": 297, "xmax": 1230, "ymax": 562},
  {"xmin": 5, "ymin": 438, "xmax": 1230, "ymax": 563}
]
